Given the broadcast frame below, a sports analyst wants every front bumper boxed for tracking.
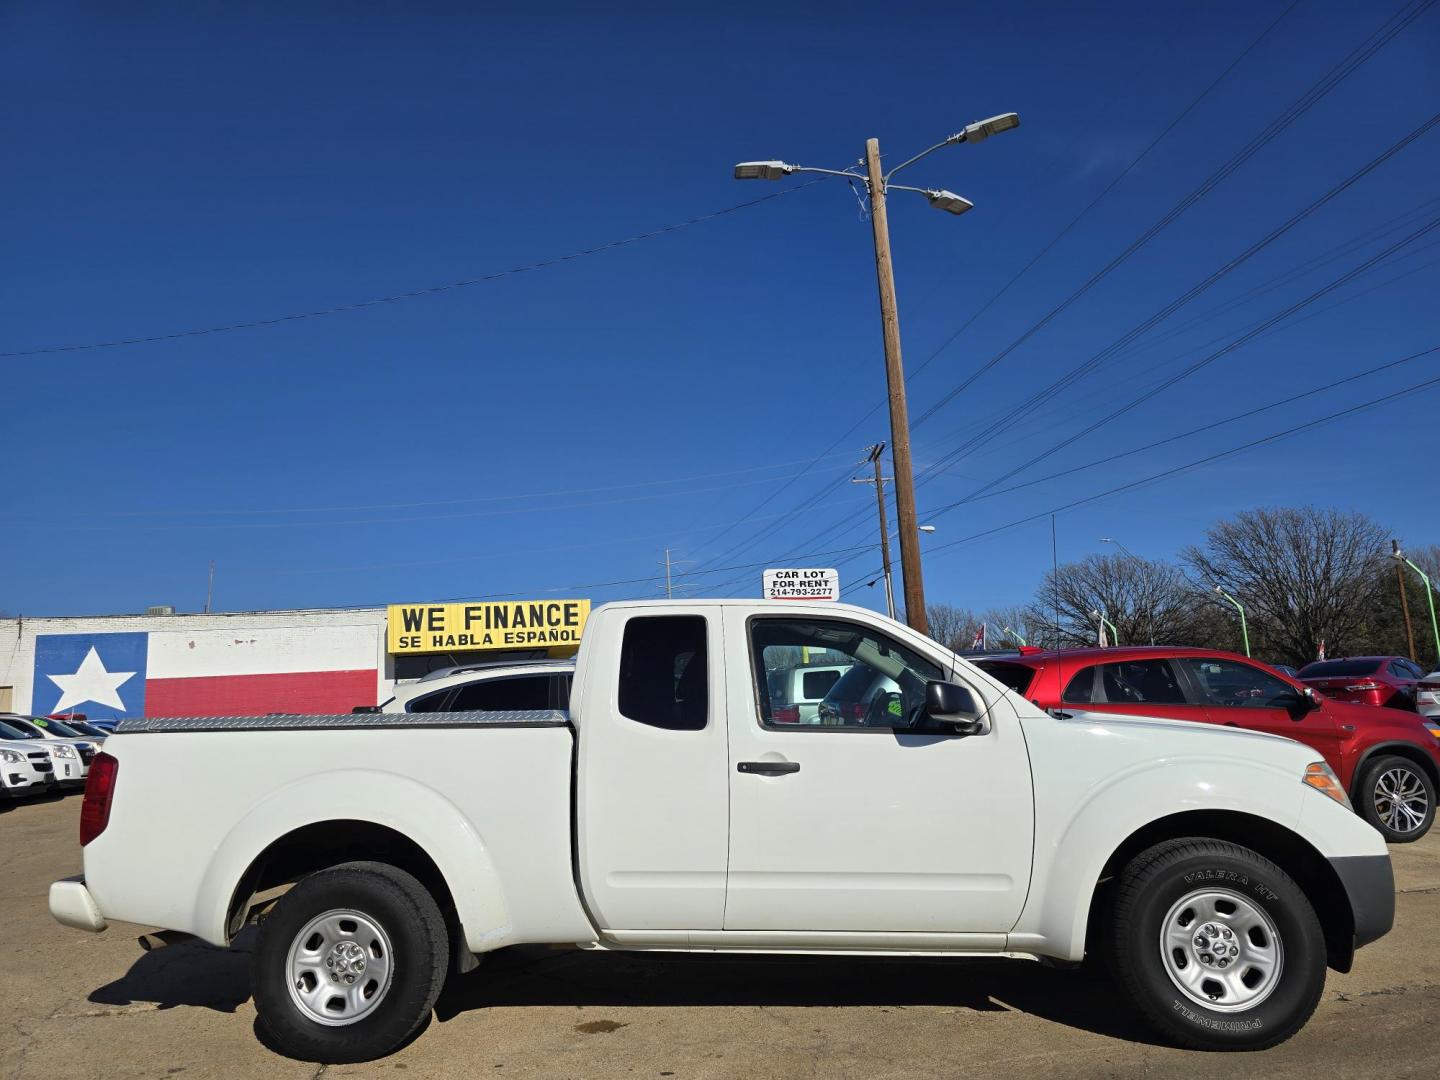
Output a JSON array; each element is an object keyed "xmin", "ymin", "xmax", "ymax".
[
  {"xmin": 2, "ymin": 759, "xmax": 58, "ymax": 797},
  {"xmin": 1329, "ymin": 854, "xmax": 1395, "ymax": 950},
  {"xmin": 49, "ymin": 876, "xmax": 108, "ymax": 933}
]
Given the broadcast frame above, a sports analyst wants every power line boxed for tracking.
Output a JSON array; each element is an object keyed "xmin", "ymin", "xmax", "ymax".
[
  {"xmin": 0, "ymin": 181, "xmax": 822, "ymax": 360},
  {"xmin": 960, "ymin": 210, "xmax": 1440, "ymax": 501},
  {"xmin": 841, "ymin": 367, "xmax": 1440, "ymax": 592},
  {"xmin": 685, "ymin": 0, "xmax": 1428, "ymax": 579},
  {"xmin": 911, "ymin": 0, "xmax": 1437, "ymax": 431}
]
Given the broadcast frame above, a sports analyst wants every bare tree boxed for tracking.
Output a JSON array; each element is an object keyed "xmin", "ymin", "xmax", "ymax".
[
  {"xmin": 1184, "ymin": 506, "xmax": 1388, "ymax": 666},
  {"xmin": 925, "ymin": 603, "xmax": 980, "ymax": 652},
  {"xmin": 1025, "ymin": 553, "xmax": 1204, "ymax": 648}
]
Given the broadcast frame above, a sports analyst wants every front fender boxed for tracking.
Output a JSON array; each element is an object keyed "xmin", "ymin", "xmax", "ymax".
[
  {"xmin": 1015, "ymin": 756, "xmax": 1314, "ymax": 960},
  {"xmin": 191, "ymin": 769, "xmax": 511, "ymax": 952}
]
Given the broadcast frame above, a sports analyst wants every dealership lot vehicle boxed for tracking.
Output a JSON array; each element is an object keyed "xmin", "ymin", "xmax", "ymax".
[
  {"xmin": 1418, "ymin": 671, "xmax": 1440, "ymax": 725},
  {"xmin": 974, "ymin": 647, "xmax": 1440, "ymax": 843},
  {"xmin": 52, "ymin": 600, "xmax": 1392, "ymax": 1062},
  {"xmin": 0, "ymin": 721, "xmax": 59, "ymax": 799},
  {"xmin": 1297, "ymin": 656, "xmax": 1426, "ymax": 710},
  {"xmin": 0, "ymin": 714, "xmax": 96, "ymax": 788},
  {"xmin": 378, "ymin": 658, "xmax": 574, "ymax": 713},
  {"xmin": 766, "ymin": 662, "xmax": 851, "ymax": 723}
]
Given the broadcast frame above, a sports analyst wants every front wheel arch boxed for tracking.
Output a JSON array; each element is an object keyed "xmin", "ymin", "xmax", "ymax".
[
  {"xmin": 1085, "ymin": 810, "xmax": 1356, "ymax": 972},
  {"xmin": 1349, "ymin": 741, "xmax": 1440, "ymax": 800}
]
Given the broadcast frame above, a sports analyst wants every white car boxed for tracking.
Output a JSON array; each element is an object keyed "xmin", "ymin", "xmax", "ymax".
[
  {"xmin": 52, "ymin": 600, "xmax": 1391, "ymax": 1062},
  {"xmin": 0, "ymin": 718, "xmax": 60, "ymax": 800},
  {"xmin": 0, "ymin": 714, "xmax": 98, "ymax": 788},
  {"xmin": 765, "ymin": 662, "xmax": 851, "ymax": 723},
  {"xmin": 1418, "ymin": 672, "xmax": 1440, "ymax": 729},
  {"xmin": 379, "ymin": 659, "xmax": 574, "ymax": 714}
]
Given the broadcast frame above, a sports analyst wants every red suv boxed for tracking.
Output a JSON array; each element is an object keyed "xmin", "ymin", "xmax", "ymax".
[
  {"xmin": 973, "ymin": 646, "xmax": 1440, "ymax": 843},
  {"xmin": 1296, "ymin": 656, "xmax": 1425, "ymax": 710}
]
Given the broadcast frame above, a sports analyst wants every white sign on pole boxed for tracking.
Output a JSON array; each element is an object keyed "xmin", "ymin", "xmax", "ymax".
[{"xmin": 763, "ymin": 568, "xmax": 840, "ymax": 601}]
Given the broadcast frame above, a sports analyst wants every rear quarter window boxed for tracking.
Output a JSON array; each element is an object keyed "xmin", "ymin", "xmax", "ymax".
[{"xmin": 801, "ymin": 669, "xmax": 842, "ymax": 700}]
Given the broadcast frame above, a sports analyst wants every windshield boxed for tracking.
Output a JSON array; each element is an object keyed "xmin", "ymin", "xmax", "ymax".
[
  {"xmin": 26, "ymin": 715, "xmax": 84, "ymax": 737},
  {"xmin": 0, "ymin": 719, "xmax": 42, "ymax": 739},
  {"xmin": 67, "ymin": 721, "xmax": 108, "ymax": 738},
  {"xmin": 1298, "ymin": 659, "xmax": 1383, "ymax": 678}
]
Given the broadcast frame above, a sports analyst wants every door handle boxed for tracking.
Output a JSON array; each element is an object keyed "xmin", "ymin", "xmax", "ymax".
[{"xmin": 737, "ymin": 760, "xmax": 800, "ymax": 776}]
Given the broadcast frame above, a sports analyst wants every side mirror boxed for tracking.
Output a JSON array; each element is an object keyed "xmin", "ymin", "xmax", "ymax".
[{"xmin": 920, "ymin": 680, "xmax": 985, "ymax": 735}]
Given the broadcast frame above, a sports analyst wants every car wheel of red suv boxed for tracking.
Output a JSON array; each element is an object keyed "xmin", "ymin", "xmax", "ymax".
[{"xmin": 1355, "ymin": 755, "xmax": 1435, "ymax": 843}]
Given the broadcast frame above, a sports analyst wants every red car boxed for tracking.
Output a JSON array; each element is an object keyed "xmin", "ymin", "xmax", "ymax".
[
  {"xmin": 1296, "ymin": 656, "xmax": 1425, "ymax": 710},
  {"xmin": 973, "ymin": 646, "xmax": 1440, "ymax": 843}
]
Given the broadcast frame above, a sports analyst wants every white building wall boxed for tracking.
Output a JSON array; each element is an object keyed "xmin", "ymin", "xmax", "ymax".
[{"xmin": 0, "ymin": 607, "xmax": 390, "ymax": 716}]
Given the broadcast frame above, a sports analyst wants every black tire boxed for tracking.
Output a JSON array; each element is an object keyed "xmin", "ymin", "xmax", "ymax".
[
  {"xmin": 252, "ymin": 861, "xmax": 448, "ymax": 1063},
  {"xmin": 1106, "ymin": 838, "xmax": 1326, "ymax": 1051},
  {"xmin": 1354, "ymin": 754, "xmax": 1435, "ymax": 843}
]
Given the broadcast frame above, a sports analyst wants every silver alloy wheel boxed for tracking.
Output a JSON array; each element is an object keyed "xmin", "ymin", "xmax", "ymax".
[
  {"xmin": 1159, "ymin": 888, "xmax": 1284, "ymax": 1013},
  {"xmin": 1374, "ymin": 765, "xmax": 1430, "ymax": 834},
  {"xmin": 285, "ymin": 908, "xmax": 395, "ymax": 1026}
]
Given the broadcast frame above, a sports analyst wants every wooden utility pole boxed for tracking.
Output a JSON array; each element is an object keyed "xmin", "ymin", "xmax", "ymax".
[
  {"xmin": 864, "ymin": 138, "xmax": 927, "ymax": 635},
  {"xmin": 853, "ymin": 444, "xmax": 896, "ymax": 620},
  {"xmin": 1395, "ymin": 539, "xmax": 1417, "ymax": 661}
]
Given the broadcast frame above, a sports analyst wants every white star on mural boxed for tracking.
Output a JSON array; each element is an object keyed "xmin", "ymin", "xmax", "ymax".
[{"xmin": 47, "ymin": 647, "xmax": 136, "ymax": 713}]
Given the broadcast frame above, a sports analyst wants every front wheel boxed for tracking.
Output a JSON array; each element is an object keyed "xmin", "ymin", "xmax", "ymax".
[
  {"xmin": 1106, "ymin": 838, "xmax": 1326, "ymax": 1051},
  {"xmin": 1355, "ymin": 755, "xmax": 1435, "ymax": 842},
  {"xmin": 252, "ymin": 861, "xmax": 449, "ymax": 1063}
]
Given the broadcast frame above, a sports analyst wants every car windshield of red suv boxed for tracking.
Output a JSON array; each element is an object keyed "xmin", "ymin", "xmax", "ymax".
[{"xmin": 1298, "ymin": 659, "xmax": 1383, "ymax": 677}]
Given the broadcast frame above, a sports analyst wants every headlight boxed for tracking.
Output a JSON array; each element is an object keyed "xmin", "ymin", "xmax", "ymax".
[
  {"xmin": 0, "ymin": 749, "xmax": 21, "ymax": 764},
  {"xmin": 50, "ymin": 745, "xmax": 75, "ymax": 759},
  {"xmin": 1302, "ymin": 761, "xmax": 1351, "ymax": 810}
]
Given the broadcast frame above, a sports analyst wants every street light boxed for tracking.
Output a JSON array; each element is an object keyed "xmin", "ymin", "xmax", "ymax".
[
  {"xmin": 924, "ymin": 190, "xmax": 974, "ymax": 216},
  {"xmin": 1393, "ymin": 547, "xmax": 1440, "ymax": 663},
  {"xmin": 1089, "ymin": 608, "xmax": 1118, "ymax": 648},
  {"xmin": 1100, "ymin": 536, "xmax": 1154, "ymax": 645},
  {"xmin": 733, "ymin": 161, "xmax": 794, "ymax": 180},
  {"xmin": 1213, "ymin": 586, "xmax": 1251, "ymax": 658},
  {"xmin": 734, "ymin": 112, "xmax": 1021, "ymax": 638},
  {"xmin": 918, "ymin": 524, "xmax": 937, "ymax": 533}
]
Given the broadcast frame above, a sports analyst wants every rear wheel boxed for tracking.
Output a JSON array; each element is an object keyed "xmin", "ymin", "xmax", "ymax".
[
  {"xmin": 1106, "ymin": 838, "xmax": 1326, "ymax": 1050},
  {"xmin": 1355, "ymin": 754, "xmax": 1434, "ymax": 843},
  {"xmin": 253, "ymin": 861, "xmax": 448, "ymax": 1063}
]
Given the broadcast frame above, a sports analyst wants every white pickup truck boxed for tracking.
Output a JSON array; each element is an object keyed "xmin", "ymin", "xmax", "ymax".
[{"xmin": 50, "ymin": 600, "xmax": 1393, "ymax": 1063}]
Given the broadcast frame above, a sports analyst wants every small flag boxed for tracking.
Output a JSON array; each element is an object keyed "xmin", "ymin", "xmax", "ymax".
[
  {"xmin": 971, "ymin": 623, "xmax": 987, "ymax": 650},
  {"xmin": 1317, "ymin": 639, "xmax": 1326, "ymax": 661}
]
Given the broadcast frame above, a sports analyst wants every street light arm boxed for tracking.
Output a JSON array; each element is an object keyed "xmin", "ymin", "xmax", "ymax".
[
  {"xmin": 788, "ymin": 165, "xmax": 868, "ymax": 180},
  {"xmin": 884, "ymin": 138, "xmax": 957, "ymax": 182}
]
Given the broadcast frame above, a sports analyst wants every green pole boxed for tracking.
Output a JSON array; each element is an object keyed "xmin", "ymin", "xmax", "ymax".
[
  {"xmin": 1003, "ymin": 625, "xmax": 1027, "ymax": 646},
  {"xmin": 1401, "ymin": 557, "xmax": 1440, "ymax": 664},
  {"xmin": 1101, "ymin": 615, "xmax": 1119, "ymax": 647},
  {"xmin": 1215, "ymin": 587, "xmax": 1250, "ymax": 657}
]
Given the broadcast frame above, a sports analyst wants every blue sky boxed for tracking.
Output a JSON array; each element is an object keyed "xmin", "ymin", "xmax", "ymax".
[{"xmin": 2, "ymin": 0, "xmax": 1437, "ymax": 618}]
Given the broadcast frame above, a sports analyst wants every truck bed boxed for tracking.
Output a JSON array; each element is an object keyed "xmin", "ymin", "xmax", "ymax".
[{"xmin": 83, "ymin": 711, "xmax": 596, "ymax": 951}]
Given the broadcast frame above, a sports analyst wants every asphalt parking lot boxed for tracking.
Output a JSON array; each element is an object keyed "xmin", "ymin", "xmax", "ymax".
[{"xmin": 4, "ymin": 792, "xmax": 1438, "ymax": 1080}]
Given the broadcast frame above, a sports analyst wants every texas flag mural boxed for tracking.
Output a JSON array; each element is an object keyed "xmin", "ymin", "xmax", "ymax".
[{"xmin": 32, "ymin": 627, "xmax": 379, "ymax": 720}]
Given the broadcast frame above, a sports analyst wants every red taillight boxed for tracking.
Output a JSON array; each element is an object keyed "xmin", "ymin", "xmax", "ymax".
[
  {"xmin": 772, "ymin": 705, "xmax": 801, "ymax": 724},
  {"xmin": 80, "ymin": 752, "xmax": 118, "ymax": 846}
]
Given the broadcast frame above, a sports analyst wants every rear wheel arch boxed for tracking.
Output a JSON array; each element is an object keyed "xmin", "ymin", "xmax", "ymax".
[
  {"xmin": 226, "ymin": 819, "xmax": 477, "ymax": 975},
  {"xmin": 1084, "ymin": 810, "xmax": 1356, "ymax": 972}
]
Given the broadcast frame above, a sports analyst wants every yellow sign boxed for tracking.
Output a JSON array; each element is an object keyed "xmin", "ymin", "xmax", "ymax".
[{"xmin": 387, "ymin": 600, "xmax": 590, "ymax": 655}]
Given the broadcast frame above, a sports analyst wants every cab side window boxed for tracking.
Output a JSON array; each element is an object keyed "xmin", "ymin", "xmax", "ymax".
[
  {"xmin": 750, "ymin": 617, "xmax": 942, "ymax": 729},
  {"xmin": 618, "ymin": 615, "xmax": 708, "ymax": 731},
  {"xmin": 1095, "ymin": 659, "xmax": 1188, "ymax": 705},
  {"xmin": 1179, "ymin": 658, "xmax": 1299, "ymax": 708},
  {"xmin": 449, "ymin": 676, "xmax": 551, "ymax": 711}
]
